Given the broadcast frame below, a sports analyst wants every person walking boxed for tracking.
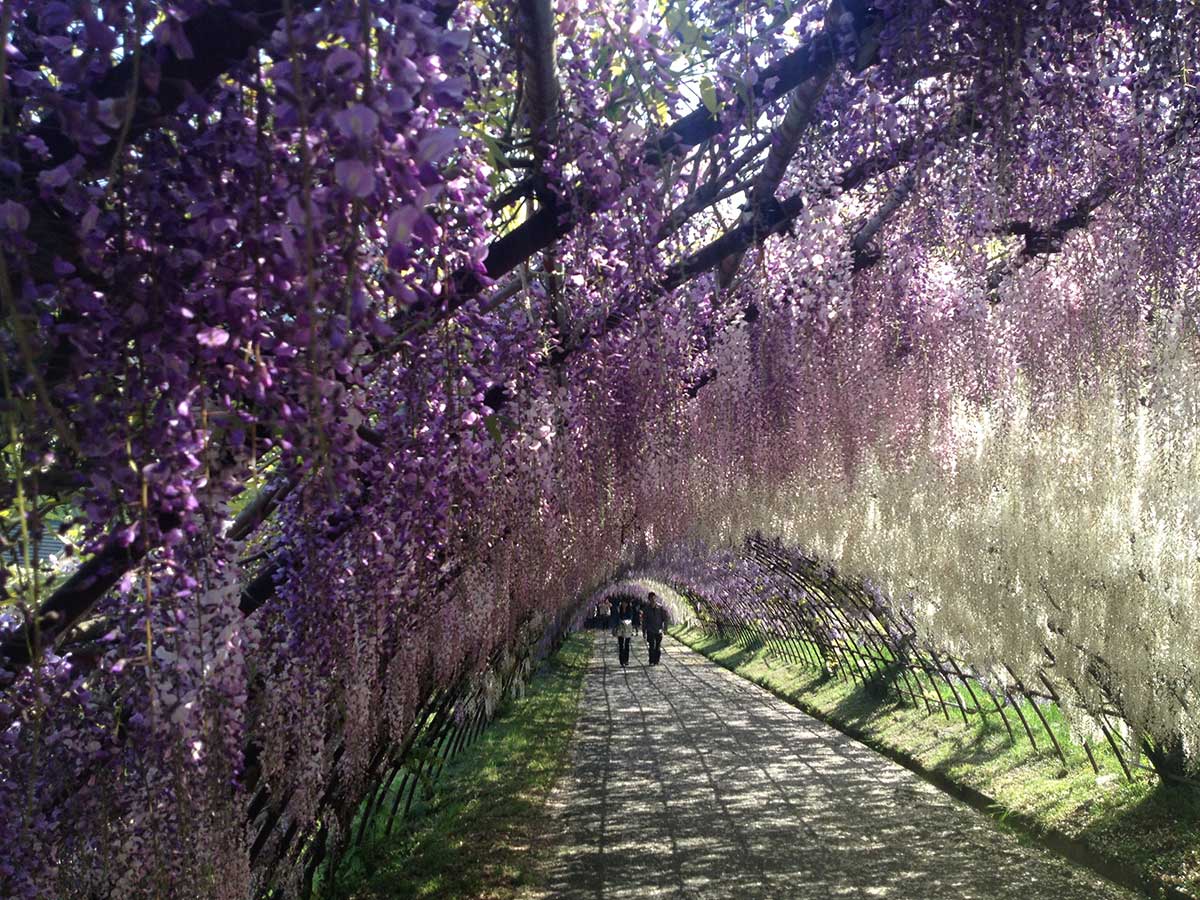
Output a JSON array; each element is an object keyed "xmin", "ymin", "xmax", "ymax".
[
  {"xmin": 615, "ymin": 599, "xmax": 635, "ymax": 668},
  {"xmin": 642, "ymin": 592, "xmax": 670, "ymax": 666}
]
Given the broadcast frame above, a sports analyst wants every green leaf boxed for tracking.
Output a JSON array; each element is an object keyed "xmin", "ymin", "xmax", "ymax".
[
  {"xmin": 664, "ymin": 1, "xmax": 683, "ymax": 34},
  {"xmin": 485, "ymin": 414, "xmax": 504, "ymax": 445},
  {"xmin": 700, "ymin": 76, "xmax": 719, "ymax": 115}
]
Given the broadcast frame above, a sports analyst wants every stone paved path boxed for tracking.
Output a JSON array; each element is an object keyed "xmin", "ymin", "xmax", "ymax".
[{"xmin": 539, "ymin": 634, "xmax": 1136, "ymax": 900}]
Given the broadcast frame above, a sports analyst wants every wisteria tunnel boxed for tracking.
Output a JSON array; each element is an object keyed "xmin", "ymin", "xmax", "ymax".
[{"xmin": 2, "ymin": 0, "xmax": 1199, "ymax": 897}]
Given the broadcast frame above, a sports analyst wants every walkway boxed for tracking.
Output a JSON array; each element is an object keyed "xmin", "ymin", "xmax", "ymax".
[{"xmin": 540, "ymin": 634, "xmax": 1135, "ymax": 899}]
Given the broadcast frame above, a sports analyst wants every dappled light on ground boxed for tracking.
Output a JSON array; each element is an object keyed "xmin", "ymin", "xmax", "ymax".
[{"xmin": 542, "ymin": 637, "xmax": 1133, "ymax": 900}]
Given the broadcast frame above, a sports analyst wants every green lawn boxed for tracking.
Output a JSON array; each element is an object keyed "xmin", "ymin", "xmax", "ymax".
[
  {"xmin": 330, "ymin": 631, "xmax": 594, "ymax": 899},
  {"xmin": 671, "ymin": 624, "xmax": 1200, "ymax": 900}
]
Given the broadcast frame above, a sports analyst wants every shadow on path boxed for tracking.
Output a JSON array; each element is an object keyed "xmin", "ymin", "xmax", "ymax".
[{"xmin": 539, "ymin": 635, "xmax": 1136, "ymax": 900}]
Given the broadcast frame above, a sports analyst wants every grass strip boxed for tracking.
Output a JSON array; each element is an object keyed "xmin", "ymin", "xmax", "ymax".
[
  {"xmin": 332, "ymin": 631, "xmax": 594, "ymax": 899},
  {"xmin": 670, "ymin": 624, "xmax": 1200, "ymax": 900}
]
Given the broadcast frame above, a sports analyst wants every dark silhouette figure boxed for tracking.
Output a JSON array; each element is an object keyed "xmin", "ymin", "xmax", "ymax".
[
  {"xmin": 642, "ymin": 592, "xmax": 670, "ymax": 666},
  {"xmin": 615, "ymin": 599, "xmax": 635, "ymax": 667}
]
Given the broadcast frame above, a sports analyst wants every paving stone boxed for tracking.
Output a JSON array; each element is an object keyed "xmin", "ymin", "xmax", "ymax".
[{"xmin": 539, "ymin": 635, "xmax": 1136, "ymax": 900}]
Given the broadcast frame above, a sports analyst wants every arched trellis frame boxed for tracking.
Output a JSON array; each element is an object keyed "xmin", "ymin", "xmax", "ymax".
[
  {"xmin": 645, "ymin": 534, "xmax": 1184, "ymax": 788},
  {"xmin": 250, "ymin": 601, "xmax": 583, "ymax": 899}
]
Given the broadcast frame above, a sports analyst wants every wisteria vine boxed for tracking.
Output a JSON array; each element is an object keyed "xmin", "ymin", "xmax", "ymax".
[{"xmin": 1, "ymin": 0, "xmax": 1199, "ymax": 896}]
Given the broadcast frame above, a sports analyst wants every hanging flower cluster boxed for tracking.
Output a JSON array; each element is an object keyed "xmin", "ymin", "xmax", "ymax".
[{"xmin": 1, "ymin": 0, "xmax": 1199, "ymax": 896}]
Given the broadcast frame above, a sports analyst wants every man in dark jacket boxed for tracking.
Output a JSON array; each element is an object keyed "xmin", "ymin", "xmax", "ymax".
[{"xmin": 642, "ymin": 592, "xmax": 670, "ymax": 666}]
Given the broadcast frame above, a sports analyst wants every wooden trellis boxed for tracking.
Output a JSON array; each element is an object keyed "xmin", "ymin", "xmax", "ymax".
[
  {"xmin": 250, "ymin": 605, "xmax": 578, "ymax": 899},
  {"xmin": 671, "ymin": 535, "xmax": 1148, "ymax": 785}
]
